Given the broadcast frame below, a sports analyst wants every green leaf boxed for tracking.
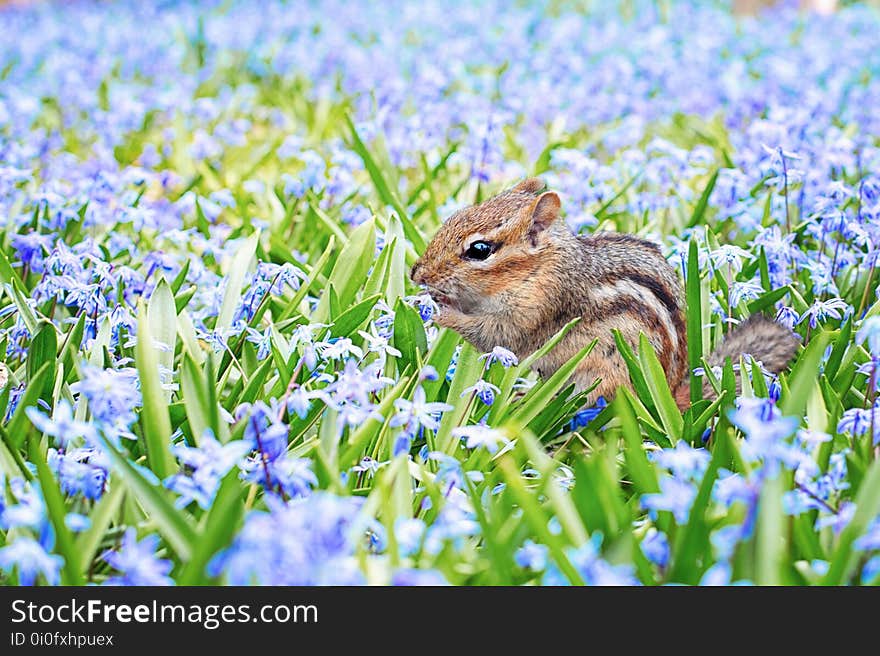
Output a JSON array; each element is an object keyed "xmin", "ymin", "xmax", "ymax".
[
  {"xmin": 170, "ymin": 258, "xmax": 191, "ymax": 294},
  {"xmin": 435, "ymin": 342, "xmax": 482, "ymax": 454},
  {"xmin": 134, "ymin": 298, "xmax": 175, "ymax": 480},
  {"xmin": 510, "ymin": 340, "xmax": 597, "ymax": 428},
  {"xmin": 822, "ymin": 456, "xmax": 880, "ymax": 585},
  {"xmin": 75, "ymin": 483, "xmax": 125, "ymax": 576},
  {"xmin": 617, "ymin": 395, "xmax": 660, "ymax": 497},
  {"xmin": 755, "ymin": 473, "xmax": 786, "ymax": 585},
  {"xmin": 148, "ymin": 277, "xmax": 177, "ymax": 403},
  {"xmin": 345, "ymin": 115, "xmax": 426, "ymax": 252},
  {"xmin": 824, "ymin": 319, "xmax": 852, "ymax": 383},
  {"xmin": 686, "ymin": 239, "xmax": 703, "ymax": 404},
  {"xmin": 58, "ymin": 313, "xmax": 86, "ymax": 382},
  {"xmin": 638, "ymin": 334, "xmax": 683, "ymax": 443},
  {"xmin": 496, "ymin": 456, "xmax": 584, "ymax": 585},
  {"xmin": 780, "ymin": 330, "xmax": 828, "ymax": 419},
  {"xmin": 181, "ymin": 353, "xmax": 212, "ymax": 445},
  {"xmin": 0, "ymin": 247, "xmax": 39, "ymax": 334},
  {"xmin": 519, "ymin": 431, "xmax": 589, "ymax": 546},
  {"xmin": 612, "ymin": 329, "xmax": 656, "ymax": 414},
  {"xmin": 686, "ymin": 168, "xmax": 719, "ymax": 228},
  {"xmin": 178, "ymin": 468, "xmax": 244, "ymax": 584},
  {"xmin": 331, "ymin": 293, "xmax": 381, "ymax": 338},
  {"xmin": 7, "ymin": 361, "xmax": 53, "ymax": 449},
  {"xmin": 314, "ymin": 218, "xmax": 375, "ymax": 322},
  {"xmin": 362, "ymin": 238, "xmax": 395, "ymax": 299},
  {"xmin": 669, "ymin": 434, "xmax": 726, "ymax": 583},
  {"xmin": 9, "ymin": 278, "xmax": 40, "ymax": 336},
  {"xmin": 28, "ymin": 437, "xmax": 83, "ymax": 585},
  {"xmin": 27, "ymin": 321, "xmax": 57, "ymax": 402},
  {"xmin": 98, "ymin": 435, "xmax": 196, "ymax": 560},
  {"xmin": 491, "ymin": 318, "xmax": 581, "ymax": 423},
  {"xmin": 422, "ymin": 328, "xmax": 460, "ymax": 401},
  {"xmin": 216, "ymin": 231, "xmax": 259, "ymax": 334},
  {"xmin": 392, "ymin": 298, "xmax": 428, "ymax": 369}
]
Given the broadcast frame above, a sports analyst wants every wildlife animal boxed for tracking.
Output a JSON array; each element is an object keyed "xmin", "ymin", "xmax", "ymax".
[{"xmin": 410, "ymin": 178, "xmax": 800, "ymax": 409}]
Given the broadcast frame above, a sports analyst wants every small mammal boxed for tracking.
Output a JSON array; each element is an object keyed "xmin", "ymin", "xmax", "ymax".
[{"xmin": 410, "ymin": 178, "xmax": 800, "ymax": 409}]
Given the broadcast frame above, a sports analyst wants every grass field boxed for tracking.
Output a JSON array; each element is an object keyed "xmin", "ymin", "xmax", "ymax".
[{"xmin": 1, "ymin": 0, "xmax": 879, "ymax": 586}]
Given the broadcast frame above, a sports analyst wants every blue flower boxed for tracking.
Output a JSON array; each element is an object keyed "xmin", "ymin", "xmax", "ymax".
[
  {"xmin": 461, "ymin": 379, "xmax": 500, "ymax": 406},
  {"xmin": 479, "ymin": 346, "xmax": 519, "ymax": 368},
  {"xmin": 863, "ymin": 556, "xmax": 880, "ymax": 585},
  {"xmin": 394, "ymin": 518, "xmax": 426, "ymax": 557},
  {"xmin": 25, "ymin": 400, "xmax": 96, "ymax": 449},
  {"xmin": 70, "ymin": 365, "xmax": 141, "ymax": 433},
  {"xmin": 640, "ymin": 529, "xmax": 669, "ymax": 568},
  {"xmin": 212, "ymin": 493, "xmax": 368, "ymax": 585},
  {"xmin": 453, "ymin": 424, "xmax": 509, "ymax": 454},
  {"xmin": 165, "ymin": 433, "xmax": 251, "ymax": 509},
  {"xmin": 390, "ymin": 386, "xmax": 453, "ymax": 433},
  {"xmin": 572, "ymin": 396, "xmax": 607, "ymax": 428},
  {"xmin": 699, "ymin": 562, "xmax": 731, "ymax": 586},
  {"xmin": 65, "ymin": 513, "xmax": 92, "ymax": 533},
  {"xmin": 48, "ymin": 449, "xmax": 108, "ymax": 500},
  {"xmin": 855, "ymin": 516, "xmax": 880, "ymax": 552},
  {"xmin": 245, "ymin": 326, "xmax": 273, "ymax": 360},
  {"xmin": 543, "ymin": 538, "xmax": 640, "ymax": 586},
  {"xmin": 391, "ymin": 568, "xmax": 449, "ymax": 586},
  {"xmin": 0, "ymin": 479, "xmax": 47, "ymax": 530},
  {"xmin": 857, "ymin": 316, "xmax": 880, "ymax": 356},
  {"xmin": 516, "ymin": 539, "xmax": 549, "ymax": 571},
  {"xmin": 641, "ymin": 476, "xmax": 697, "ymax": 524},
  {"xmin": 414, "ymin": 294, "xmax": 437, "ymax": 322},
  {"xmin": 799, "ymin": 298, "xmax": 851, "ymax": 329},
  {"xmin": 102, "ymin": 529, "xmax": 174, "ymax": 586},
  {"xmin": 651, "ymin": 441, "xmax": 710, "ymax": 482},
  {"xmin": 838, "ymin": 407, "xmax": 880, "ymax": 445},
  {"xmin": 0, "ymin": 537, "xmax": 63, "ymax": 586}
]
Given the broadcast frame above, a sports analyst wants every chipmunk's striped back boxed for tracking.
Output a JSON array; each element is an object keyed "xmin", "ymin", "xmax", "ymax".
[{"xmin": 411, "ymin": 178, "xmax": 799, "ymax": 411}]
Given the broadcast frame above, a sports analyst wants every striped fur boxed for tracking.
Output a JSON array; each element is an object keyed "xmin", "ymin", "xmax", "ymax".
[
  {"xmin": 411, "ymin": 178, "xmax": 687, "ymax": 406},
  {"xmin": 411, "ymin": 179, "xmax": 798, "ymax": 410}
]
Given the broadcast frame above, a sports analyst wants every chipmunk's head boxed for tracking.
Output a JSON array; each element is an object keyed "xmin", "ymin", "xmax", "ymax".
[{"xmin": 411, "ymin": 178, "xmax": 569, "ymax": 321}]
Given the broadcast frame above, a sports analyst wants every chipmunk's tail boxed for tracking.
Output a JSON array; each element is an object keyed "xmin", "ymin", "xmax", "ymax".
[{"xmin": 673, "ymin": 314, "xmax": 801, "ymax": 410}]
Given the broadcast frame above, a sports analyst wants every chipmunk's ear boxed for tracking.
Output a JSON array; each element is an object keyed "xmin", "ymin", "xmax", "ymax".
[
  {"xmin": 527, "ymin": 191, "xmax": 561, "ymax": 238},
  {"xmin": 511, "ymin": 177, "xmax": 546, "ymax": 195}
]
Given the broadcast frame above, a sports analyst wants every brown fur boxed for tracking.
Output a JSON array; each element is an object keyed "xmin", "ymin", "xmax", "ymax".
[{"xmin": 411, "ymin": 178, "xmax": 799, "ymax": 410}]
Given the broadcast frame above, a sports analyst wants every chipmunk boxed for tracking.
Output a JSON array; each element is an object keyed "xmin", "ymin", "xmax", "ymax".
[{"xmin": 410, "ymin": 178, "xmax": 800, "ymax": 410}]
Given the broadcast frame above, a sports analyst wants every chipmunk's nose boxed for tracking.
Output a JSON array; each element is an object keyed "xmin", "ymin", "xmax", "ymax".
[{"xmin": 410, "ymin": 260, "xmax": 426, "ymax": 285}]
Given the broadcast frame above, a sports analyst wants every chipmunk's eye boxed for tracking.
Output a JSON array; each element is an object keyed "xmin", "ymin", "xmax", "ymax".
[{"xmin": 464, "ymin": 240, "xmax": 493, "ymax": 260}]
